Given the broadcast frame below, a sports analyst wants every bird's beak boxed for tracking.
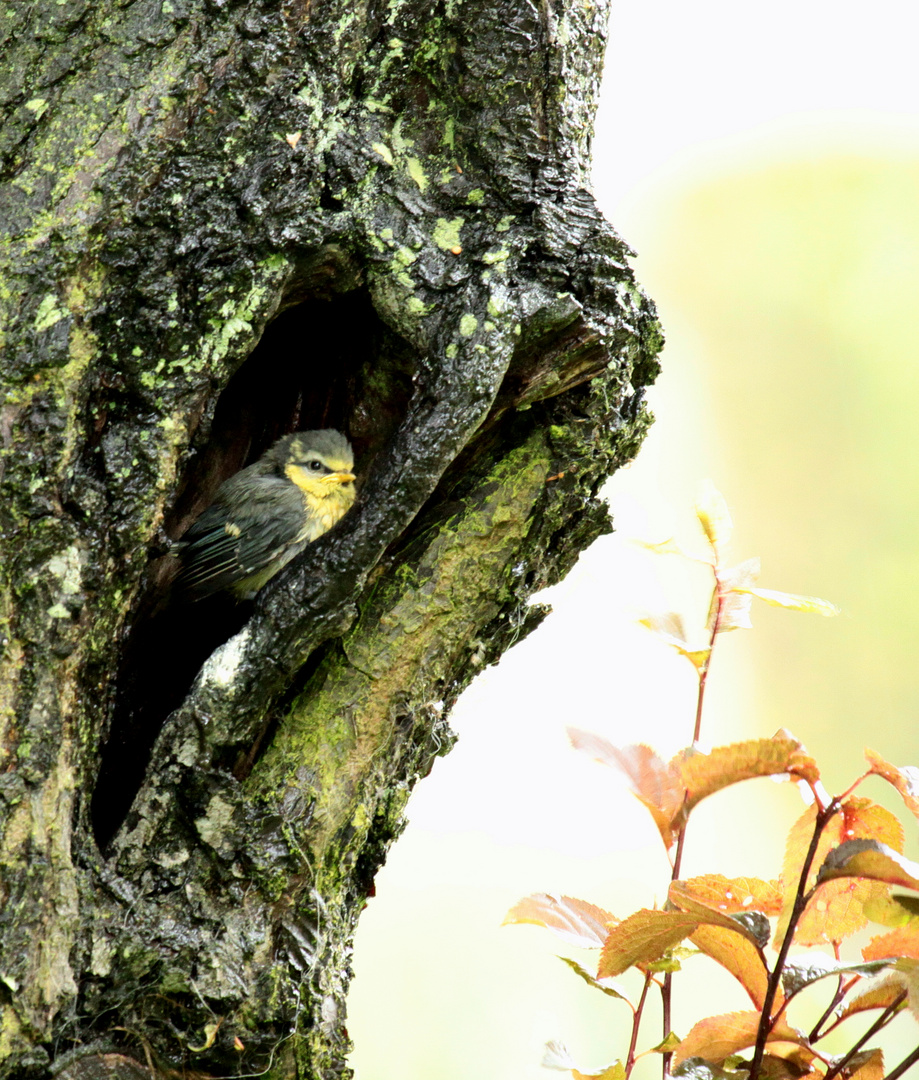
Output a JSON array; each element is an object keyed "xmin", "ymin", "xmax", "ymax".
[{"xmin": 325, "ymin": 471, "xmax": 356, "ymax": 485}]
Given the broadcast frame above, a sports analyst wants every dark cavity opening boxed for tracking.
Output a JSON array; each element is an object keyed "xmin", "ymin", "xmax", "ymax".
[{"xmin": 91, "ymin": 287, "xmax": 418, "ymax": 851}]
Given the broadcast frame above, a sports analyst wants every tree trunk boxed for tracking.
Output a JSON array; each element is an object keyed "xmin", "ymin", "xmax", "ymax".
[{"xmin": 0, "ymin": 0, "xmax": 661, "ymax": 1074}]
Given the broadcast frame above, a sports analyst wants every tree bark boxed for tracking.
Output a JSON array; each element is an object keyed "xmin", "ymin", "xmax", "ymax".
[{"xmin": 0, "ymin": 0, "xmax": 661, "ymax": 1075}]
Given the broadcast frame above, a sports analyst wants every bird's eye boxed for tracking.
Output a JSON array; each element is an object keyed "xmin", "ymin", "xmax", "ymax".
[{"xmin": 308, "ymin": 460, "xmax": 323, "ymax": 472}]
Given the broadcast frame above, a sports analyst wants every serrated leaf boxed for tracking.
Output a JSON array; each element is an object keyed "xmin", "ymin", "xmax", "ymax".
[
  {"xmin": 846, "ymin": 1048, "xmax": 884, "ymax": 1080},
  {"xmin": 568, "ymin": 728, "xmax": 683, "ymax": 849},
  {"xmin": 672, "ymin": 733, "xmax": 819, "ymax": 830},
  {"xmin": 839, "ymin": 976, "xmax": 909, "ymax": 1020},
  {"xmin": 696, "ymin": 481, "xmax": 733, "ymax": 550},
  {"xmin": 781, "ymin": 954, "xmax": 891, "ymax": 998},
  {"xmin": 672, "ymin": 1011, "xmax": 807, "ymax": 1068},
  {"xmin": 557, "ymin": 956, "xmax": 633, "ymax": 1005},
  {"xmin": 777, "ymin": 799, "xmax": 903, "ymax": 948},
  {"xmin": 598, "ymin": 909, "xmax": 705, "ymax": 978},
  {"xmin": 862, "ymin": 925, "xmax": 919, "ymax": 962},
  {"xmin": 817, "ymin": 840, "xmax": 919, "ymax": 892},
  {"xmin": 678, "ymin": 874, "xmax": 783, "ymax": 916},
  {"xmin": 736, "ymin": 586, "xmax": 840, "ymax": 617},
  {"xmin": 669, "ymin": 882, "xmax": 765, "ymax": 947},
  {"xmin": 865, "ymin": 749, "xmax": 919, "ymax": 821},
  {"xmin": 503, "ymin": 894, "xmax": 615, "ymax": 948},
  {"xmin": 690, "ymin": 923, "xmax": 774, "ymax": 1010}
]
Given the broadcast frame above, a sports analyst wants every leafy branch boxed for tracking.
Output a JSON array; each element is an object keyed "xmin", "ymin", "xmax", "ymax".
[{"xmin": 505, "ymin": 484, "xmax": 919, "ymax": 1080}]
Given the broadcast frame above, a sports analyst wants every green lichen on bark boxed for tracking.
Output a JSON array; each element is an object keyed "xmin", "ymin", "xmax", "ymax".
[{"xmin": 0, "ymin": 0, "xmax": 661, "ymax": 1075}]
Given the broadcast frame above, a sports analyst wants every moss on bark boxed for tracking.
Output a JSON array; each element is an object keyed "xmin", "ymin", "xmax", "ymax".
[{"xmin": 0, "ymin": 0, "xmax": 662, "ymax": 1074}]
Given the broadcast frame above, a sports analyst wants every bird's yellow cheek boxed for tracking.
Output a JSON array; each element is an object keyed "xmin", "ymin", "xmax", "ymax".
[{"xmin": 285, "ymin": 464, "xmax": 326, "ymax": 497}]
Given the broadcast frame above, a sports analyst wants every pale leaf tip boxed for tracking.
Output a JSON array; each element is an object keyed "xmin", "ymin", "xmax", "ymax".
[{"xmin": 695, "ymin": 479, "xmax": 733, "ymax": 550}]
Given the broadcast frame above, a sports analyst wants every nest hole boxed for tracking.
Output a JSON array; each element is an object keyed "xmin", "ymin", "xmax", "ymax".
[{"xmin": 91, "ymin": 286, "xmax": 418, "ymax": 850}]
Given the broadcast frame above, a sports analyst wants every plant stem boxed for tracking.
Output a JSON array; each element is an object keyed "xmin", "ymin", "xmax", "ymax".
[
  {"xmin": 693, "ymin": 569, "xmax": 724, "ymax": 744},
  {"xmin": 661, "ymin": 568, "xmax": 726, "ymax": 1079},
  {"xmin": 661, "ymin": 975, "xmax": 673, "ymax": 1079},
  {"xmin": 822, "ymin": 992, "xmax": 906, "ymax": 1080},
  {"xmin": 884, "ymin": 1041, "xmax": 919, "ymax": 1080},
  {"xmin": 626, "ymin": 973, "xmax": 652, "ymax": 1078},
  {"xmin": 808, "ymin": 976, "xmax": 856, "ymax": 1042},
  {"xmin": 748, "ymin": 798, "xmax": 840, "ymax": 1080}
]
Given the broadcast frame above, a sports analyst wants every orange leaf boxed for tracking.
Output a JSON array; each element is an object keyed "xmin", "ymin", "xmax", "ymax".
[
  {"xmin": 672, "ymin": 733, "xmax": 819, "ymax": 829},
  {"xmin": 797, "ymin": 880, "xmax": 890, "ymax": 949},
  {"xmin": 777, "ymin": 800, "xmax": 903, "ymax": 947},
  {"xmin": 679, "ymin": 874, "xmax": 783, "ymax": 916},
  {"xmin": 598, "ymin": 909, "xmax": 703, "ymax": 978},
  {"xmin": 866, "ymin": 748, "xmax": 919, "ymax": 821},
  {"xmin": 690, "ymin": 923, "xmax": 775, "ymax": 1010},
  {"xmin": 863, "ymin": 925, "xmax": 919, "ymax": 962},
  {"xmin": 840, "ymin": 977, "xmax": 909, "ymax": 1020},
  {"xmin": 672, "ymin": 1011, "xmax": 806, "ymax": 1067},
  {"xmin": 568, "ymin": 728, "xmax": 683, "ymax": 849},
  {"xmin": 669, "ymin": 882, "xmax": 765, "ymax": 947},
  {"xmin": 503, "ymin": 894, "xmax": 615, "ymax": 948},
  {"xmin": 847, "ymin": 1048, "xmax": 884, "ymax": 1080}
]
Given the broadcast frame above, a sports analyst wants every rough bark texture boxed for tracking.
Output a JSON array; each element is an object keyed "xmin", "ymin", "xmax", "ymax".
[{"xmin": 0, "ymin": 0, "xmax": 661, "ymax": 1076}]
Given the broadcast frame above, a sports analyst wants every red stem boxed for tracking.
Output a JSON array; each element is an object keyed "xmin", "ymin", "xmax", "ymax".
[
  {"xmin": 626, "ymin": 973, "xmax": 652, "ymax": 1078},
  {"xmin": 660, "ymin": 564, "xmax": 726, "ymax": 1079}
]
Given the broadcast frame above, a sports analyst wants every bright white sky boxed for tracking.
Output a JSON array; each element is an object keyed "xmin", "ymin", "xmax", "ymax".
[{"xmin": 348, "ymin": 3, "xmax": 919, "ymax": 1077}]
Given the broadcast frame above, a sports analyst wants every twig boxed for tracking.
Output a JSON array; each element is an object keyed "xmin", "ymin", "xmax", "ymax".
[
  {"xmin": 661, "ymin": 565, "xmax": 725, "ymax": 1079},
  {"xmin": 626, "ymin": 973, "xmax": 652, "ymax": 1078},
  {"xmin": 748, "ymin": 798, "xmax": 840, "ymax": 1080},
  {"xmin": 808, "ymin": 975, "xmax": 857, "ymax": 1043},
  {"xmin": 822, "ymin": 992, "xmax": 906, "ymax": 1080},
  {"xmin": 884, "ymin": 1041, "xmax": 919, "ymax": 1080}
]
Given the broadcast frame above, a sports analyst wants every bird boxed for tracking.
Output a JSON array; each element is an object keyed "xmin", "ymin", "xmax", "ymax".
[{"xmin": 172, "ymin": 429, "xmax": 357, "ymax": 601}]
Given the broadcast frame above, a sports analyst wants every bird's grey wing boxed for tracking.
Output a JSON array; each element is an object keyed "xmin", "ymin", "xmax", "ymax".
[{"xmin": 175, "ymin": 479, "xmax": 306, "ymax": 599}]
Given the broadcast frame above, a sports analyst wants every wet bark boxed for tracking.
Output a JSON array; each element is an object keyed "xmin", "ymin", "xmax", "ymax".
[{"xmin": 0, "ymin": 0, "xmax": 662, "ymax": 1076}]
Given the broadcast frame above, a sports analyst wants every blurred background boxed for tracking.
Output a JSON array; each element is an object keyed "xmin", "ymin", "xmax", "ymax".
[{"xmin": 348, "ymin": 1, "xmax": 919, "ymax": 1076}]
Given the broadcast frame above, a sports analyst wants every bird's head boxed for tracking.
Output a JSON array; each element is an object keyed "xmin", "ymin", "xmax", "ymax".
[{"xmin": 273, "ymin": 430, "xmax": 356, "ymax": 502}]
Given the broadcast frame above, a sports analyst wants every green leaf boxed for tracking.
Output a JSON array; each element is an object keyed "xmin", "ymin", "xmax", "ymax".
[
  {"xmin": 649, "ymin": 1031, "xmax": 683, "ymax": 1053},
  {"xmin": 557, "ymin": 956, "xmax": 633, "ymax": 1005},
  {"xmin": 863, "ymin": 892, "xmax": 919, "ymax": 928}
]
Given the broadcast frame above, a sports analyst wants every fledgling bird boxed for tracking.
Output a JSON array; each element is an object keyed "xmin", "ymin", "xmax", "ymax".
[{"xmin": 172, "ymin": 429, "xmax": 356, "ymax": 601}]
